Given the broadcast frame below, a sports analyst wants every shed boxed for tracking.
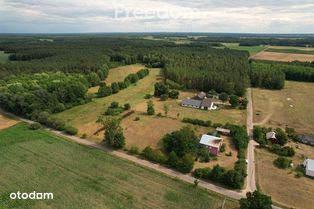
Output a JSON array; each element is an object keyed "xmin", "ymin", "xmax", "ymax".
[
  {"xmin": 197, "ymin": 92, "xmax": 207, "ymax": 100},
  {"xmin": 266, "ymin": 131, "xmax": 276, "ymax": 140},
  {"xmin": 216, "ymin": 127, "xmax": 231, "ymax": 135}
]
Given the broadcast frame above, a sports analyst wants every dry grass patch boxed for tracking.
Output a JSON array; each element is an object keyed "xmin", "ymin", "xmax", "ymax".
[
  {"xmin": 256, "ymin": 146, "xmax": 314, "ymax": 209},
  {"xmin": 0, "ymin": 113, "xmax": 19, "ymax": 130},
  {"xmin": 253, "ymin": 81, "xmax": 314, "ymax": 134},
  {"xmin": 88, "ymin": 64, "xmax": 146, "ymax": 93},
  {"xmin": 251, "ymin": 51, "xmax": 314, "ymax": 62}
]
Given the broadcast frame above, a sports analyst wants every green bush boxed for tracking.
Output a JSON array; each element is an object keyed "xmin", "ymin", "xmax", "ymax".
[
  {"xmin": 168, "ymin": 90, "xmax": 180, "ymax": 99},
  {"xmin": 29, "ymin": 122, "xmax": 41, "ymax": 130},
  {"xmin": 274, "ymin": 157, "xmax": 292, "ymax": 169},
  {"xmin": 128, "ymin": 146, "xmax": 139, "ymax": 155},
  {"xmin": 141, "ymin": 147, "xmax": 166, "ymax": 164},
  {"xmin": 182, "ymin": 118, "xmax": 211, "ymax": 127},
  {"xmin": 64, "ymin": 126, "xmax": 78, "ymax": 135},
  {"xmin": 160, "ymin": 94, "xmax": 169, "ymax": 101}
]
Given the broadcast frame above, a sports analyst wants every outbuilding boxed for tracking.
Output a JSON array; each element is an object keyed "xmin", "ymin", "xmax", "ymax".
[{"xmin": 303, "ymin": 159, "xmax": 314, "ymax": 177}]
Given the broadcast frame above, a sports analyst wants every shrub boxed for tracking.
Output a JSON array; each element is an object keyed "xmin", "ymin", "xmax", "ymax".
[
  {"xmin": 124, "ymin": 103, "xmax": 131, "ymax": 110},
  {"xmin": 270, "ymin": 145, "xmax": 295, "ymax": 157},
  {"xmin": 240, "ymin": 190, "xmax": 272, "ymax": 209},
  {"xmin": 167, "ymin": 151, "xmax": 179, "ymax": 168},
  {"xmin": 154, "ymin": 82, "xmax": 169, "ymax": 97},
  {"xmin": 81, "ymin": 133, "xmax": 87, "ymax": 139},
  {"xmin": 97, "ymin": 85, "xmax": 112, "ymax": 97},
  {"xmin": 219, "ymin": 92, "xmax": 229, "ymax": 102},
  {"xmin": 222, "ymin": 170, "xmax": 244, "ymax": 189},
  {"xmin": 128, "ymin": 146, "xmax": 139, "ymax": 155},
  {"xmin": 111, "ymin": 82, "xmax": 120, "ymax": 94},
  {"xmin": 141, "ymin": 147, "xmax": 166, "ymax": 164},
  {"xmin": 147, "ymin": 100, "xmax": 155, "ymax": 115},
  {"xmin": 64, "ymin": 126, "xmax": 78, "ymax": 135},
  {"xmin": 168, "ymin": 90, "xmax": 180, "ymax": 99},
  {"xmin": 176, "ymin": 154, "xmax": 194, "ymax": 173},
  {"xmin": 110, "ymin": 101, "xmax": 119, "ymax": 108},
  {"xmin": 157, "ymin": 112, "xmax": 162, "ymax": 117},
  {"xmin": 29, "ymin": 122, "xmax": 41, "ymax": 130},
  {"xmin": 194, "ymin": 168, "xmax": 211, "ymax": 179},
  {"xmin": 144, "ymin": 94, "xmax": 152, "ymax": 99},
  {"xmin": 160, "ymin": 94, "xmax": 169, "ymax": 101},
  {"xmin": 220, "ymin": 143, "xmax": 226, "ymax": 152},
  {"xmin": 274, "ymin": 157, "xmax": 292, "ymax": 169},
  {"xmin": 182, "ymin": 118, "xmax": 211, "ymax": 127},
  {"xmin": 134, "ymin": 117, "xmax": 140, "ymax": 121}
]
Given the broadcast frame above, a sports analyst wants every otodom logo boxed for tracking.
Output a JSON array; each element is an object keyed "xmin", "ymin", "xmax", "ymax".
[{"xmin": 10, "ymin": 191, "xmax": 54, "ymax": 200}]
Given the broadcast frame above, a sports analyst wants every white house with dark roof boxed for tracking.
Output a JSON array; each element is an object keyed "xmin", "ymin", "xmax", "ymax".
[
  {"xmin": 200, "ymin": 99, "xmax": 217, "ymax": 110},
  {"xmin": 199, "ymin": 134, "xmax": 223, "ymax": 156},
  {"xmin": 303, "ymin": 159, "xmax": 314, "ymax": 177},
  {"xmin": 181, "ymin": 99, "xmax": 202, "ymax": 109}
]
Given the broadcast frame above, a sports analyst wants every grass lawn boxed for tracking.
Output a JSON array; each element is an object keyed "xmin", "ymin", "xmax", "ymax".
[
  {"xmin": 216, "ymin": 43, "xmax": 266, "ymax": 56},
  {"xmin": 252, "ymin": 81, "xmax": 314, "ymax": 134},
  {"xmin": 0, "ymin": 51, "xmax": 9, "ymax": 63},
  {"xmin": 88, "ymin": 64, "xmax": 146, "ymax": 93},
  {"xmin": 0, "ymin": 123, "xmax": 238, "ymax": 209},
  {"xmin": 55, "ymin": 68, "xmax": 162, "ymax": 137},
  {"xmin": 255, "ymin": 145, "xmax": 314, "ymax": 209}
]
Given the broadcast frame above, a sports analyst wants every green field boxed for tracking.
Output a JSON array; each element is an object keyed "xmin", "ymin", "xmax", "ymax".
[
  {"xmin": 265, "ymin": 48, "xmax": 314, "ymax": 55},
  {"xmin": 0, "ymin": 51, "xmax": 9, "ymax": 63},
  {"xmin": 217, "ymin": 43, "xmax": 266, "ymax": 56},
  {"xmin": 0, "ymin": 123, "xmax": 238, "ymax": 209}
]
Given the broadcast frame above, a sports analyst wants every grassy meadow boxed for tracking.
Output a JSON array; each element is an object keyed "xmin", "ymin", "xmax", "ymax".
[
  {"xmin": 0, "ymin": 123, "xmax": 238, "ymax": 209},
  {"xmin": 0, "ymin": 51, "xmax": 9, "ymax": 63},
  {"xmin": 253, "ymin": 81, "xmax": 314, "ymax": 134},
  {"xmin": 216, "ymin": 43, "xmax": 266, "ymax": 56},
  {"xmin": 265, "ymin": 47, "xmax": 314, "ymax": 54}
]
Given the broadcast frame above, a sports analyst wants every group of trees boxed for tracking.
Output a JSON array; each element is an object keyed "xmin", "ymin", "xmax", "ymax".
[
  {"xmin": 253, "ymin": 126, "xmax": 288, "ymax": 146},
  {"xmin": 99, "ymin": 116, "xmax": 125, "ymax": 149},
  {"xmin": 154, "ymin": 82, "xmax": 180, "ymax": 100},
  {"xmin": 141, "ymin": 127, "xmax": 198, "ymax": 173}
]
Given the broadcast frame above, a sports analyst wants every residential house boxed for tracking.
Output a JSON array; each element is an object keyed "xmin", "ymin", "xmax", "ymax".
[
  {"xmin": 200, "ymin": 99, "xmax": 217, "ymax": 110},
  {"xmin": 199, "ymin": 134, "xmax": 223, "ymax": 156},
  {"xmin": 181, "ymin": 99, "xmax": 202, "ymax": 109},
  {"xmin": 303, "ymin": 159, "xmax": 314, "ymax": 177}
]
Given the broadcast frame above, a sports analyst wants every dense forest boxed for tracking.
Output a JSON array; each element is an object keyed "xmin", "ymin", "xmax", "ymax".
[
  {"xmin": 251, "ymin": 61, "xmax": 314, "ymax": 84},
  {"xmin": 164, "ymin": 48, "xmax": 250, "ymax": 96}
]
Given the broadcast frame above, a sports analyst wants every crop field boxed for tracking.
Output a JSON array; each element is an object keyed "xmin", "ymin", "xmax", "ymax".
[
  {"xmin": 216, "ymin": 43, "xmax": 266, "ymax": 56},
  {"xmin": 88, "ymin": 64, "xmax": 146, "ymax": 93},
  {"xmin": 0, "ymin": 123, "xmax": 238, "ymax": 209},
  {"xmin": 265, "ymin": 47, "xmax": 314, "ymax": 55},
  {"xmin": 55, "ymin": 68, "xmax": 162, "ymax": 137},
  {"xmin": 255, "ymin": 145, "xmax": 314, "ymax": 209},
  {"xmin": 0, "ymin": 51, "xmax": 9, "ymax": 63},
  {"xmin": 253, "ymin": 81, "xmax": 314, "ymax": 134},
  {"xmin": 0, "ymin": 113, "xmax": 19, "ymax": 130},
  {"xmin": 250, "ymin": 51, "xmax": 314, "ymax": 62}
]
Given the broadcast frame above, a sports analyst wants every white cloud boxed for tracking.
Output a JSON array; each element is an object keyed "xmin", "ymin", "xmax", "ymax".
[{"xmin": 0, "ymin": 0, "xmax": 313, "ymax": 33}]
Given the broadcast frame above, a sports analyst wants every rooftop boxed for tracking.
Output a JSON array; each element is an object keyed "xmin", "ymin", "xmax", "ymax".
[
  {"xmin": 201, "ymin": 98, "xmax": 214, "ymax": 107},
  {"xmin": 182, "ymin": 99, "xmax": 202, "ymax": 107},
  {"xmin": 266, "ymin": 131, "xmax": 276, "ymax": 140},
  {"xmin": 199, "ymin": 134, "xmax": 223, "ymax": 148},
  {"xmin": 304, "ymin": 159, "xmax": 314, "ymax": 171}
]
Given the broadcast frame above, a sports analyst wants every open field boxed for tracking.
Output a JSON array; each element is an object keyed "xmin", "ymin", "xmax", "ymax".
[
  {"xmin": 216, "ymin": 43, "xmax": 266, "ymax": 56},
  {"xmin": 0, "ymin": 113, "xmax": 19, "ymax": 130},
  {"xmin": 56, "ymin": 68, "xmax": 162, "ymax": 137},
  {"xmin": 0, "ymin": 123, "xmax": 238, "ymax": 209},
  {"xmin": 88, "ymin": 64, "xmax": 146, "ymax": 93},
  {"xmin": 256, "ymin": 146, "xmax": 314, "ymax": 209},
  {"xmin": 0, "ymin": 51, "xmax": 9, "ymax": 63},
  {"xmin": 253, "ymin": 81, "xmax": 314, "ymax": 134},
  {"xmin": 250, "ymin": 51, "xmax": 314, "ymax": 62},
  {"xmin": 133, "ymin": 91, "xmax": 246, "ymax": 125},
  {"xmin": 266, "ymin": 47, "xmax": 314, "ymax": 55}
]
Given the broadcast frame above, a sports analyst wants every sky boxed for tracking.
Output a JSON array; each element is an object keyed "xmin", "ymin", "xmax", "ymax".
[{"xmin": 0, "ymin": 0, "xmax": 314, "ymax": 33}]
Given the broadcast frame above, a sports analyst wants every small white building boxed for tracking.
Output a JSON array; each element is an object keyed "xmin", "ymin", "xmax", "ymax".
[
  {"xmin": 303, "ymin": 159, "xmax": 314, "ymax": 177},
  {"xmin": 266, "ymin": 131, "xmax": 276, "ymax": 140}
]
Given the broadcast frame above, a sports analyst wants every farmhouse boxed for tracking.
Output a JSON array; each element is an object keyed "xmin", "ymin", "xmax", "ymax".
[
  {"xmin": 303, "ymin": 159, "xmax": 314, "ymax": 177},
  {"xmin": 199, "ymin": 134, "xmax": 223, "ymax": 156},
  {"xmin": 200, "ymin": 99, "xmax": 217, "ymax": 110},
  {"xmin": 181, "ymin": 99, "xmax": 202, "ymax": 109},
  {"xmin": 216, "ymin": 127, "xmax": 231, "ymax": 135}
]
